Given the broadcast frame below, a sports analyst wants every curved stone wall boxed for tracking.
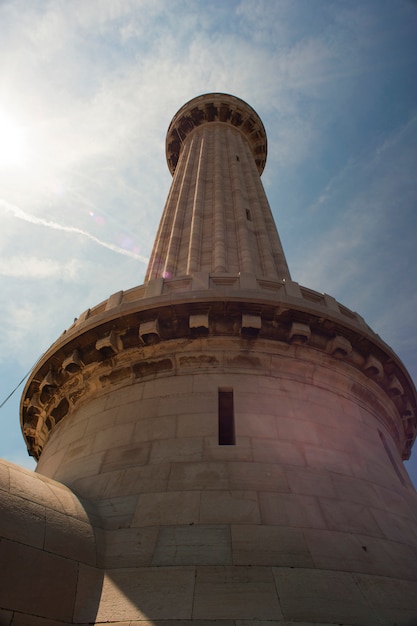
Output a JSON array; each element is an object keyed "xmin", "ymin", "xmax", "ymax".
[{"xmin": 31, "ymin": 336, "xmax": 417, "ymax": 623}]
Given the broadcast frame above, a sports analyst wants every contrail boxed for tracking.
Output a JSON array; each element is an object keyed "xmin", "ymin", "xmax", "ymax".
[{"xmin": 0, "ymin": 198, "xmax": 149, "ymax": 264}]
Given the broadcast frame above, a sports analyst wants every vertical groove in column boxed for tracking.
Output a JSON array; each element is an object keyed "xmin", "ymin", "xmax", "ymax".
[
  {"xmin": 147, "ymin": 115, "xmax": 290, "ymax": 283},
  {"xmin": 163, "ymin": 136, "xmax": 195, "ymax": 278},
  {"xmin": 186, "ymin": 131, "xmax": 206, "ymax": 274},
  {"xmin": 240, "ymin": 140, "xmax": 278, "ymax": 280},
  {"xmin": 254, "ymin": 173, "xmax": 291, "ymax": 281},
  {"xmin": 228, "ymin": 128, "xmax": 253, "ymax": 274},
  {"xmin": 146, "ymin": 137, "xmax": 189, "ymax": 281},
  {"xmin": 213, "ymin": 125, "xmax": 227, "ymax": 273}
]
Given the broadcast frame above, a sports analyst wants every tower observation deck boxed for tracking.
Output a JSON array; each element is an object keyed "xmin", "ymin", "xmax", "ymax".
[{"xmin": 2, "ymin": 94, "xmax": 417, "ymax": 624}]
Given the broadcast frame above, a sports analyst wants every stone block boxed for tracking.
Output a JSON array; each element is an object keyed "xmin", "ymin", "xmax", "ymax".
[
  {"xmin": 353, "ymin": 573, "xmax": 417, "ymax": 624},
  {"xmin": 303, "ymin": 528, "xmax": 376, "ymax": 573},
  {"xmin": 46, "ymin": 480, "xmax": 90, "ymax": 521},
  {"xmin": 8, "ymin": 464, "xmax": 57, "ymax": 509},
  {"xmin": 129, "ymin": 622, "xmax": 234, "ymax": 626},
  {"xmin": 0, "ymin": 490, "xmax": 45, "ymax": 549},
  {"xmin": 193, "ymin": 373, "xmax": 250, "ymax": 393},
  {"xmin": 319, "ymin": 497, "xmax": 384, "ymax": 536},
  {"xmin": 143, "ymin": 374, "xmax": 193, "ymax": 399},
  {"xmin": 303, "ymin": 444, "xmax": 354, "ymax": 476},
  {"xmin": 0, "ymin": 539, "xmax": 78, "ymax": 622},
  {"xmin": 105, "ymin": 383, "xmax": 143, "ymax": 409},
  {"xmin": 352, "ymin": 457, "xmax": 403, "ymax": 490},
  {"xmin": 44, "ymin": 508, "xmax": 96, "ymax": 565},
  {"xmin": 275, "ymin": 416, "xmax": 320, "ymax": 446},
  {"xmin": 259, "ymin": 492, "xmax": 327, "ymax": 529},
  {"xmin": 232, "ymin": 524, "xmax": 314, "ymax": 567},
  {"xmin": 227, "ymin": 461, "xmax": 290, "ymax": 492},
  {"xmin": 96, "ymin": 567, "xmax": 195, "ymax": 621},
  {"xmin": 72, "ymin": 563, "xmax": 104, "ymax": 624},
  {"xmin": 101, "ymin": 443, "xmax": 151, "ymax": 473},
  {"xmin": 251, "ymin": 438, "xmax": 306, "ymax": 466},
  {"xmin": 273, "ymin": 567, "xmax": 379, "ymax": 624},
  {"xmin": 0, "ymin": 609, "xmax": 12, "ymax": 625},
  {"xmin": 36, "ymin": 447, "xmax": 66, "ymax": 479},
  {"xmin": 152, "ymin": 525, "xmax": 232, "ymax": 565},
  {"xmin": 236, "ymin": 412, "xmax": 277, "ymax": 439},
  {"xmin": 375, "ymin": 484, "xmax": 417, "ymax": 520},
  {"xmin": 150, "ymin": 437, "xmax": 204, "ymax": 464},
  {"xmin": 286, "ymin": 466, "xmax": 336, "ymax": 498},
  {"xmin": 53, "ymin": 450, "xmax": 105, "ymax": 486},
  {"xmin": 71, "ymin": 468, "xmax": 125, "ymax": 499},
  {"xmin": 168, "ymin": 461, "xmax": 229, "ymax": 491},
  {"xmin": 372, "ymin": 508, "xmax": 417, "ymax": 545},
  {"xmin": 93, "ymin": 421, "xmax": 135, "ymax": 453},
  {"xmin": 93, "ymin": 495, "xmax": 138, "ymax": 529},
  {"xmin": 235, "ymin": 392, "xmax": 280, "ymax": 416},
  {"xmin": 203, "ymin": 435, "xmax": 253, "ymax": 461},
  {"xmin": 159, "ymin": 392, "xmax": 215, "ymax": 415},
  {"xmin": 133, "ymin": 415, "xmax": 177, "ymax": 442},
  {"xmin": 0, "ymin": 459, "xmax": 10, "ymax": 490},
  {"xmin": 117, "ymin": 396, "xmax": 158, "ymax": 422},
  {"xmin": 119, "ymin": 463, "xmax": 171, "ymax": 496},
  {"xmin": 10, "ymin": 613, "xmax": 72, "ymax": 626},
  {"xmin": 102, "ymin": 526, "xmax": 159, "ymax": 568},
  {"xmin": 330, "ymin": 473, "xmax": 381, "ymax": 508},
  {"xmin": 177, "ymin": 412, "xmax": 217, "ymax": 438},
  {"xmin": 359, "ymin": 533, "xmax": 417, "ymax": 581},
  {"xmin": 199, "ymin": 490, "xmax": 261, "ymax": 524},
  {"xmin": 193, "ymin": 566, "xmax": 283, "ymax": 619},
  {"xmin": 132, "ymin": 491, "xmax": 201, "ymax": 527}
]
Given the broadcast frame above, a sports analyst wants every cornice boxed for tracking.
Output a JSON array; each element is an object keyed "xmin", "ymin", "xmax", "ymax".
[{"xmin": 166, "ymin": 93, "xmax": 267, "ymax": 175}]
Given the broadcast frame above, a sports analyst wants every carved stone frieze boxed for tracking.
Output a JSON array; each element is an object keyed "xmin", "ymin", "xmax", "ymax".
[{"xmin": 20, "ymin": 289, "xmax": 417, "ymax": 461}]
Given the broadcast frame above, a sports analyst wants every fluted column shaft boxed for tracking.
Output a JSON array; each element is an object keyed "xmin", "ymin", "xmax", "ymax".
[{"xmin": 146, "ymin": 118, "xmax": 291, "ymax": 284}]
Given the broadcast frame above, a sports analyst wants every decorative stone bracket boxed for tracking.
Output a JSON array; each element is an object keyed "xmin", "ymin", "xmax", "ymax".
[{"xmin": 20, "ymin": 294, "xmax": 417, "ymax": 462}]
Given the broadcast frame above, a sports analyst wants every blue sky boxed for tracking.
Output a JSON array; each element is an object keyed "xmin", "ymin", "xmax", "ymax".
[{"xmin": 0, "ymin": 0, "xmax": 416, "ymax": 483}]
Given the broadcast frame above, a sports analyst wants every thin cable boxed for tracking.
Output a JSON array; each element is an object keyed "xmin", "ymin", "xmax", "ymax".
[{"xmin": 0, "ymin": 364, "xmax": 37, "ymax": 410}]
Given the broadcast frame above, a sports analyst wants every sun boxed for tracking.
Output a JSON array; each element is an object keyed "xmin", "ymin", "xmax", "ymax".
[{"xmin": 0, "ymin": 112, "xmax": 27, "ymax": 167}]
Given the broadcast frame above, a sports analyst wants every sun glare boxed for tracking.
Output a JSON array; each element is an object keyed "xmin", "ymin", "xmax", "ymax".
[{"xmin": 0, "ymin": 112, "xmax": 27, "ymax": 167}]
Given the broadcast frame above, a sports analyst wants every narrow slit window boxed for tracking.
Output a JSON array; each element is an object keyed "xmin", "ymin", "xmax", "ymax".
[
  {"xmin": 218, "ymin": 388, "xmax": 235, "ymax": 445},
  {"xmin": 246, "ymin": 208, "xmax": 252, "ymax": 221}
]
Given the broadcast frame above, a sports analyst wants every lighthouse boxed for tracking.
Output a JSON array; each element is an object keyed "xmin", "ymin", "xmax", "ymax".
[{"xmin": 1, "ymin": 93, "xmax": 417, "ymax": 624}]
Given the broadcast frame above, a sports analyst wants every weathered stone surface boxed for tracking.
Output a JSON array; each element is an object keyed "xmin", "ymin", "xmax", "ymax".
[
  {"xmin": 96, "ymin": 567, "xmax": 195, "ymax": 621},
  {"xmin": 0, "ymin": 539, "xmax": 78, "ymax": 622},
  {"xmin": 232, "ymin": 524, "xmax": 314, "ymax": 567},
  {"xmin": 273, "ymin": 568, "xmax": 380, "ymax": 624},
  {"xmin": 132, "ymin": 491, "xmax": 201, "ymax": 527},
  {"xmin": 152, "ymin": 524, "xmax": 232, "ymax": 565},
  {"xmin": 259, "ymin": 492, "xmax": 327, "ymax": 529},
  {"xmin": 193, "ymin": 566, "xmax": 283, "ymax": 619},
  {"xmin": 353, "ymin": 573, "xmax": 417, "ymax": 623},
  {"xmin": 44, "ymin": 507, "xmax": 96, "ymax": 565},
  {"xmin": 100, "ymin": 526, "xmax": 159, "ymax": 568},
  {"xmin": 199, "ymin": 490, "xmax": 261, "ymax": 524}
]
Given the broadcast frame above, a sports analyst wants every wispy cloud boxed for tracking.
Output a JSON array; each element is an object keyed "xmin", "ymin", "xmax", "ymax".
[
  {"xmin": 0, "ymin": 255, "xmax": 81, "ymax": 279},
  {"xmin": 0, "ymin": 198, "xmax": 149, "ymax": 263}
]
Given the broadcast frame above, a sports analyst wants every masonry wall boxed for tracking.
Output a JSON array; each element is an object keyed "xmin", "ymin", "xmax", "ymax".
[{"xmin": 30, "ymin": 336, "xmax": 417, "ymax": 624}]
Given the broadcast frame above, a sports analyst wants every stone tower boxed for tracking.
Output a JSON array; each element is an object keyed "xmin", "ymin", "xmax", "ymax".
[{"xmin": 1, "ymin": 93, "xmax": 417, "ymax": 625}]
